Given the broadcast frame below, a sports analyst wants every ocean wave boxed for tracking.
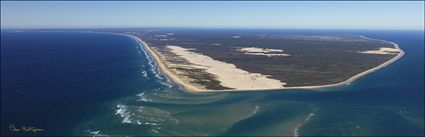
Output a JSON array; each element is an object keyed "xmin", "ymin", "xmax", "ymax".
[
  {"xmin": 159, "ymin": 80, "xmax": 173, "ymax": 88},
  {"xmin": 137, "ymin": 92, "xmax": 152, "ymax": 102},
  {"xmin": 114, "ymin": 104, "xmax": 179, "ymax": 128},
  {"xmin": 84, "ymin": 129, "xmax": 110, "ymax": 137},
  {"xmin": 141, "ymin": 70, "xmax": 148, "ymax": 78},
  {"xmin": 134, "ymin": 38, "xmax": 177, "ymax": 89},
  {"xmin": 241, "ymin": 105, "xmax": 261, "ymax": 120},
  {"xmin": 293, "ymin": 104, "xmax": 319, "ymax": 137},
  {"xmin": 115, "ymin": 104, "xmax": 132, "ymax": 124},
  {"xmin": 134, "ymin": 37, "xmax": 163, "ymax": 80},
  {"xmin": 253, "ymin": 105, "xmax": 260, "ymax": 115}
]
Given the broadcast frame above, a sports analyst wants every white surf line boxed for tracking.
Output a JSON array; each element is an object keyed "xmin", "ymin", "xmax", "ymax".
[
  {"xmin": 293, "ymin": 105, "xmax": 319, "ymax": 137},
  {"xmin": 109, "ymin": 33, "xmax": 176, "ymax": 89},
  {"xmin": 239, "ymin": 105, "xmax": 261, "ymax": 120},
  {"xmin": 127, "ymin": 35, "xmax": 176, "ymax": 88},
  {"xmin": 115, "ymin": 104, "xmax": 132, "ymax": 124},
  {"xmin": 121, "ymin": 33, "xmax": 176, "ymax": 89},
  {"xmin": 123, "ymin": 35, "xmax": 203, "ymax": 92},
  {"xmin": 81, "ymin": 31, "xmax": 169, "ymax": 82}
]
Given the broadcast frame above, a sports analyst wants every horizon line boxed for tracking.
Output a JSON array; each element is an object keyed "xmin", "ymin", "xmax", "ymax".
[{"xmin": 1, "ymin": 26, "xmax": 424, "ymax": 31}]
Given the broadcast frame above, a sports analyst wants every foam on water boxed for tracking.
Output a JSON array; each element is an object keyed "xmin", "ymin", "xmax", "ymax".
[
  {"xmin": 253, "ymin": 105, "xmax": 260, "ymax": 115},
  {"xmin": 131, "ymin": 36, "xmax": 177, "ymax": 90},
  {"xmin": 115, "ymin": 104, "xmax": 132, "ymax": 124},
  {"xmin": 141, "ymin": 71, "xmax": 148, "ymax": 78},
  {"xmin": 85, "ymin": 129, "xmax": 109, "ymax": 137},
  {"xmin": 137, "ymin": 92, "xmax": 151, "ymax": 102},
  {"xmin": 114, "ymin": 102, "xmax": 180, "ymax": 130},
  {"xmin": 132, "ymin": 37, "xmax": 163, "ymax": 80},
  {"xmin": 293, "ymin": 105, "xmax": 319, "ymax": 137},
  {"xmin": 240, "ymin": 105, "xmax": 261, "ymax": 120},
  {"xmin": 159, "ymin": 80, "xmax": 173, "ymax": 88}
]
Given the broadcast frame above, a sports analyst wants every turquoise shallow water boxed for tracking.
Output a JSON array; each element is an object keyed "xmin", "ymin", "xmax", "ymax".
[{"xmin": 1, "ymin": 29, "xmax": 423, "ymax": 136}]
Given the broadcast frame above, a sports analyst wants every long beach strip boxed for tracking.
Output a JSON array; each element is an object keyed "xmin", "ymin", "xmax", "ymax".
[{"xmin": 126, "ymin": 35, "xmax": 202, "ymax": 92}]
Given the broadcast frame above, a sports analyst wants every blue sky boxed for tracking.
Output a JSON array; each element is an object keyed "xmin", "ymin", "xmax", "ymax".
[{"xmin": 1, "ymin": 1, "xmax": 424, "ymax": 29}]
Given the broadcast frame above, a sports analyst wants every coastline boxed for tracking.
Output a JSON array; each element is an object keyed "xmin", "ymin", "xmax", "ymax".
[
  {"xmin": 125, "ymin": 34, "xmax": 404, "ymax": 93},
  {"xmin": 124, "ymin": 34, "xmax": 205, "ymax": 92}
]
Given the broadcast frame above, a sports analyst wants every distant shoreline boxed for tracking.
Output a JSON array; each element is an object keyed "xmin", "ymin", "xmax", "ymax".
[{"xmin": 124, "ymin": 34, "xmax": 404, "ymax": 93}]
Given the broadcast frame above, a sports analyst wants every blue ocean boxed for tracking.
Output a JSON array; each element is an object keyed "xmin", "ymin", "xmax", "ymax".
[{"xmin": 1, "ymin": 29, "xmax": 423, "ymax": 136}]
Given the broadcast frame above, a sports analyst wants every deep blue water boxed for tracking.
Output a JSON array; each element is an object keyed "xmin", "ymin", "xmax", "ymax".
[{"xmin": 1, "ymin": 29, "xmax": 423, "ymax": 136}]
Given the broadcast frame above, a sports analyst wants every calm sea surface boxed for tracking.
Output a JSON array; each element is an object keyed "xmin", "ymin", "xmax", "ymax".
[{"xmin": 1, "ymin": 29, "xmax": 423, "ymax": 136}]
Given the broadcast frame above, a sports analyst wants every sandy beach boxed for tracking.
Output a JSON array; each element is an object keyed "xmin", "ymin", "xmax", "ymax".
[
  {"xmin": 125, "ymin": 34, "xmax": 404, "ymax": 93},
  {"xmin": 125, "ymin": 35, "xmax": 204, "ymax": 92}
]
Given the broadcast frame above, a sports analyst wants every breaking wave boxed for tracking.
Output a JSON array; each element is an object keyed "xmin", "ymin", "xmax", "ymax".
[
  {"xmin": 137, "ymin": 92, "xmax": 151, "ymax": 102},
  {"xmin": 115, "ymin": 103, "xmax": 179, "ymax": 124},
  {"xmin": 133, "ymin": 37, "xmax": 175, "ymax": 89},
  {"xmin": 293, "ymin": 104, "xmax": 319, "ymax": 137},
  {"xmin": 131, "ymin": 37, "xmax": 161, "ymax": 79},
  {"xmin": 239, "ymin": 105, "xmax": 261, "ymax": 120},
  {"xmin": 141, "ymin": 70, "xmax": 148, "ymax": 78},
  {"xmin": 85, "ymin": 129, "xmax": 110, "ymax": 137},
  {"xmin": 115, "ymin": 104, "xmax": 132, "ymax": 124}
]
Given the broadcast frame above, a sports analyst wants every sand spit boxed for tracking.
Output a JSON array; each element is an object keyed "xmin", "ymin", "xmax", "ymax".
[
  {"xmin": 281, "ymin": 41, "xmax": 404, "ymax": 90},
  {"xmin": 122, "ymin": 33, "xmax": 404, "ymax": 93},
  {"xmin": 238, "ymin": 47, "xmax": 290, "ymax": 57},
  {"xmin": 166, "ymin": 45, "xmax": 286, "ymax": 90}
]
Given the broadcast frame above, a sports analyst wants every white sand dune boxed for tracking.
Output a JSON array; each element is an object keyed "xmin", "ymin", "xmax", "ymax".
[
  {"xmin": 239, "ymin": 47, "xmax": 283, "ymax": 53},
  {"xmin": 167, "ymin": 45, "xmax": 286, "ymax": 90},
  {"xmin": 358, "ymin": 47, "xmax": 400, "ymax": 55},
  {"xmin": 238, "ymin": 47, "xmax": 289, "ymax": 57}
]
